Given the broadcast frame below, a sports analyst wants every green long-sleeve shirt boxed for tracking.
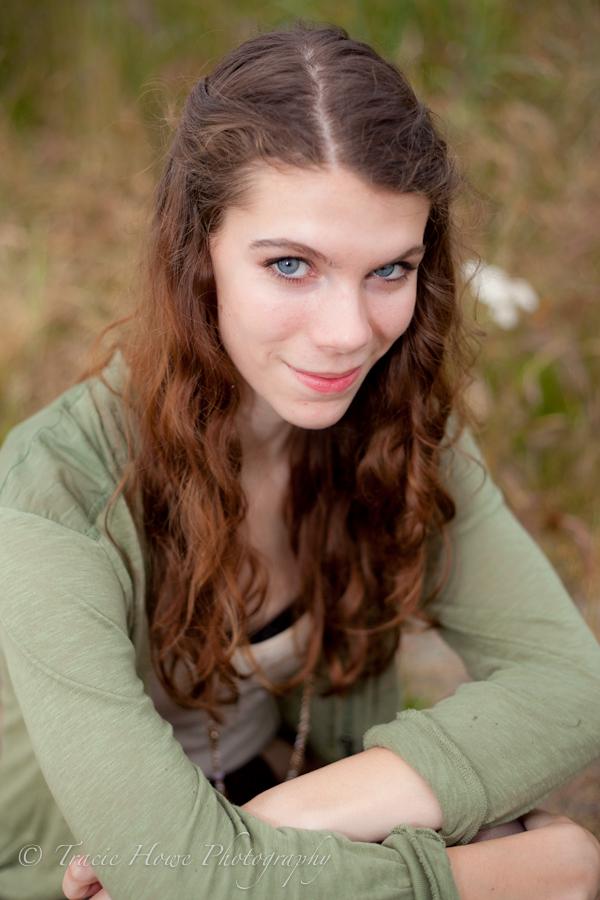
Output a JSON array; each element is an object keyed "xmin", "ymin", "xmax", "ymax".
[{"xmin": 1, "ymin": 363, "xmax": 599, "ymax": 900}]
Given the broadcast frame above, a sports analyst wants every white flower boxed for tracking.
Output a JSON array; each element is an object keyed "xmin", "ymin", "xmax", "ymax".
[{"xmin": 462, "ymin": 260, "xmax": 539, "ymax": 330}]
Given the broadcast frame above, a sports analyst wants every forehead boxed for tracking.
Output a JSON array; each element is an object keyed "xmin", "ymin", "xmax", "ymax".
[{"xmin": 212, "ymin": 164, "xmax": 430, "ymax": 262}]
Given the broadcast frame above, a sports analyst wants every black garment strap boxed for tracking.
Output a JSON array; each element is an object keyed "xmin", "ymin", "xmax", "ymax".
[{"xmin": 248, "ymin": 606, "xmax": 294, "ymax": 644}]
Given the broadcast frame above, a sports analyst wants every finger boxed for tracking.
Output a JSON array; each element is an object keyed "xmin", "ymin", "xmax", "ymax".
[
  {"xmin": 62, "ymin": 872, "xmax": 103, "ymax": 899},
  {"xmin": 62, "ymin": 855, "xmax": 103, "ymax": 899}
]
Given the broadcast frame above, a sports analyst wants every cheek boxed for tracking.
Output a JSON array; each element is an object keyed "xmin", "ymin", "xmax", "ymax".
[
  {"xmin": 373, "ymin": 291, "xmax": 418, "ymax": 343},
  {"xmin": 218, "ymin": 286, "xmax": 306, "ymax": 358}
]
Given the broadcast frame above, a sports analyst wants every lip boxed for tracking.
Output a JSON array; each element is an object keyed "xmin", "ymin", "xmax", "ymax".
[{"xmin": 288, "ymin": 364, "xmax": 362, "ymax": 395}]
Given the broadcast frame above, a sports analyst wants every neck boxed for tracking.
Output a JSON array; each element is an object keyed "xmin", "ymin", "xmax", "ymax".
[{"xmin": 236, "ymin": 390, "xmax": 294, "ymax": 468}]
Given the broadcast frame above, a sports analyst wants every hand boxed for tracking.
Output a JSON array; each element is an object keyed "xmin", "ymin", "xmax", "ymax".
[
  {"xmin": 523, "ymin": 807, "xmax": 591, "ymax": 831},
  {"xmin": 447, "ymin": 810, "xmax": 600, "ymax": 900},
  {"xmin": 523, "ymin": 809, "xmax": 600, "ymax": 900},
  {"xmin": 62, "ymin": 855, "xmax": 113, "ymax": 900}
]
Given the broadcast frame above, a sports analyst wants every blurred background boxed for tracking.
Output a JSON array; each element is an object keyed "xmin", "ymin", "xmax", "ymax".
[{"xmin": 1, "ymin": 0, "xmax": 599, "ymax": 833}]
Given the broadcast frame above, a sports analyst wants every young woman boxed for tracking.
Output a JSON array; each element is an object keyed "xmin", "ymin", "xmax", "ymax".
[{"xmin": 1, "ymin": 22, "xmax": 599, "ymax": 900}]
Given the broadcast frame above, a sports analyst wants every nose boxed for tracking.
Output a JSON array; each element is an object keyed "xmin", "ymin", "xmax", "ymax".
[{"xmin": 309, "ymin": 285, "xmax": 372, "ymax": 355}]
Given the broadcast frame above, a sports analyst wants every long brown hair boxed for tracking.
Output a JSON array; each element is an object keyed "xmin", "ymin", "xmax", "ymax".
[{"xmin": 95, "ymin": 23, "xmax": 473, "ymax": 717}]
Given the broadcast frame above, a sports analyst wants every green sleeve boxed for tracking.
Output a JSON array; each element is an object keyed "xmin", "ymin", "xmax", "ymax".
[
  {"xmin": 364, "ymin": 430, "xmax": 600, "ymax": 845},
  {"xmin": 0, "ymin": 508, "xmax": 459, "ymax": 900}
]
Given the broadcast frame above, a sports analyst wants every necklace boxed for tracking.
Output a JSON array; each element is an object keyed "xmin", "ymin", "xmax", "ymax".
[{"xmin": 207, "ymin": 675, "xmax": 315, "ymax": 799}]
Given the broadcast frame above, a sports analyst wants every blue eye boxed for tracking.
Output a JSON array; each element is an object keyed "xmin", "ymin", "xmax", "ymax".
[
  {"xmin": 271, "ymin": 258, "xmax": 310, "ymax": 279},
  {"xmin": 374, "ymin": 263, "xmax": 401, "ymax": 279},
  {"xmin": 276, "ymin": 258, "xmax": 300, "ymax": 276}
]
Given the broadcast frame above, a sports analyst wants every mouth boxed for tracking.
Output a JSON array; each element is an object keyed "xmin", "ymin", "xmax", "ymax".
[{"xmin": 287, "ymin": 364, "xmax": 362, "ymax": 395}]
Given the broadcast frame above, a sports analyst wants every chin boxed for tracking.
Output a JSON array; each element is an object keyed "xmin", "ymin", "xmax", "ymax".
[{"xmin": 280, "ymin": 398, "xmax": 354, "ymax": 431}]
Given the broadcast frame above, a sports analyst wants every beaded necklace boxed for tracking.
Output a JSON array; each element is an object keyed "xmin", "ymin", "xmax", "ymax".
[{"xmin": 207, "ymin": 675, "xmax": 315, "ymax": 799}]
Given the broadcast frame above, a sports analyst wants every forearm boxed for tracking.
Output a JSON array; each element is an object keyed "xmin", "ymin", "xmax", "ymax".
[{"xmin": 242, "ymin": 746, "xmax": 443, "ymax": 842}]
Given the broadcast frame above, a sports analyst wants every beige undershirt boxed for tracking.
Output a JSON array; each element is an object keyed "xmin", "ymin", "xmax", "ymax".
[{"xmin": 151, "ymin": 612, "xmax": 311, "ymax": 777}]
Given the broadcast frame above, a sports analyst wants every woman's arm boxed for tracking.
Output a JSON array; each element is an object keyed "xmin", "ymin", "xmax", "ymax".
[
  {"xmin": 61, "ymin": 809, "xmax": 600, "ymax": 900},
  {"xmin": 363, "ymin": 429, "xmax": 600, "ymax": 843},
  {"xmin": 0, "ymin": 508, "xmax": 458, "ymax": 900},
  {"xmin": 242, "ymin": 746, "xmax": 442, "ymax": 841}
]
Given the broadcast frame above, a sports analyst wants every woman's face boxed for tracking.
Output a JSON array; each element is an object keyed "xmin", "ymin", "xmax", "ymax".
[{"xmin": 210, "ymin": 165, "xmax": 430, "ymax": 432}]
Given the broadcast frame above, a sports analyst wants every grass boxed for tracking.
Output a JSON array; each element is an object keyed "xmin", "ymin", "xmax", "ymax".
[{"xmin": 0, "ymin": 0, "xmax": 599, "ymax": 629}]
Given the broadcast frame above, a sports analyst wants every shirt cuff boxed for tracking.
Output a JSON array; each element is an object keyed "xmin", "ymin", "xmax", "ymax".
[
  {"xmin": 382, "ymin": 825, "xmax": 461, "ymax": 899},
  {"xmin": 363, "ymin": 709, "xmax": 488, "ymax": 845}
]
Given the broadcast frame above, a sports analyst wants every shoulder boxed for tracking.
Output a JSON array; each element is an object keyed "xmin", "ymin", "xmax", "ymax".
[
  {"xmin": 0, "ymin": 354, "xmax": 130, "ymax": 537},
  {"xmin": 438, "ymin": 420, "xmax": 505, "ymax": 533},
  {"xmin": 421, "ymin": 420, "xmax": 507, "ymax": 599},
  {"xmin": 0, "ymin": 355, "xmax": 147, "ymax": 654}
]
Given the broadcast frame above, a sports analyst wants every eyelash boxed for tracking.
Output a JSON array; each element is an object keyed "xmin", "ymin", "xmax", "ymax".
[{"xmin": 263, "ymin": 257, "xmax": 418, "ymax": 285}]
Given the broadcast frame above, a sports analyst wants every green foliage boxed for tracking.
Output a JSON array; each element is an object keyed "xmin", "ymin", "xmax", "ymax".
[
  {"xmin": 402, "ymin": 693, "xmax": 431, "ymax": 712},
  {"xmin": 2, "ymin": 0, "xmax": 590, "ymax": 128}
]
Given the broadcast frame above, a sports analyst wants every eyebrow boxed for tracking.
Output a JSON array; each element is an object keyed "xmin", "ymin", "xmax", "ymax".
[{"xmin": 249, "ymin": 239, "xmax": 426, "ymax": 267}]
